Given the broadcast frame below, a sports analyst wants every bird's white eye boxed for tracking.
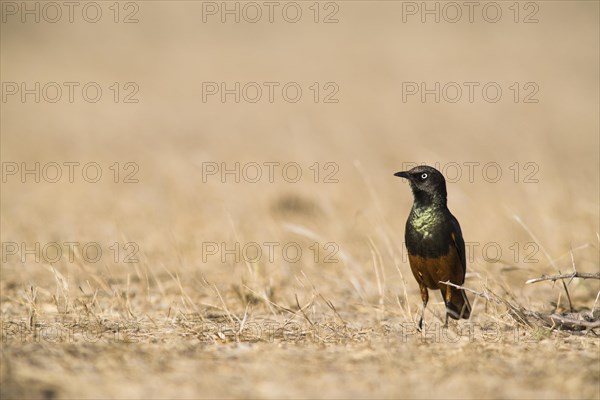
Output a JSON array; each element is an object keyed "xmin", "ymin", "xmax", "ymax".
[{"xmin": 421, "ymin": 173, "xmax": 428, "ymax": 179}]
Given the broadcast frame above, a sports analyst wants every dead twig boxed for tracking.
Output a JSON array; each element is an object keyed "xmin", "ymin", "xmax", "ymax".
[
  {"xmin": 526, "ymin": 271, "xmax": 600, "ymax": 285},
  {"xmin": 522, "ymin": 310, "xmax": 600, "ymax": 331}
]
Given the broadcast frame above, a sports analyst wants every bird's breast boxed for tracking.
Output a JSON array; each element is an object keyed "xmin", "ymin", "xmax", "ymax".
[
  {"xmin": 405, "ymin": 207, "xmax": 452, "ymax": 258},
  {"xmin": 409, "ymin": 208, "xmax": 439, "ymax": 238}
]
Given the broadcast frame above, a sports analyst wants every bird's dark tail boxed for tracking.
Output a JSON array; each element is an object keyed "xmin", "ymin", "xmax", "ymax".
[{"xmin": 446, "ymin": 288, "xmax": 471, "ymax": 320}]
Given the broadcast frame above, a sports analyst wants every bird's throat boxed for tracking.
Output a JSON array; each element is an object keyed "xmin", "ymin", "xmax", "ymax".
[{"xmin": 411, "ymin": 187, "xmax": 447, "ymax": 208}]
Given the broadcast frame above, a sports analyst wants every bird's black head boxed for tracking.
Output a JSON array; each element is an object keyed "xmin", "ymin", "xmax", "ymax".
[{"xmin": 394, "ymin": 165, "xmax": 447, "ymax": 207}]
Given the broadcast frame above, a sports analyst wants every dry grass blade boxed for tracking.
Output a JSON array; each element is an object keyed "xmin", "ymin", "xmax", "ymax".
[
  {"xmin": 368, "ymin": 237, "xmax": 385, "ymax": 316},
  {"xmin": 295, "ymin": 293, "xmax": 314, "ymax": 326},
  {"xmin": 440, "ymin": 281, "xmax": 501, "ymax": 304},
  {"xmin": 514, "ymin": 215, "xmax": 574, "ymax": 312},
  {"xmin": 300, "ymin": 270, "xmax": 346, "ymax": 325},
  {"xmin": 241, "ymin": 284, "xmax": 297, "ymax": 317}
]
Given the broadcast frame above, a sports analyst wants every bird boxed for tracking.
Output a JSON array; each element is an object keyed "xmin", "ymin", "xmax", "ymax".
[{"xmin": 394, "ymin": 165, "xmax": 471, "ymax": 330}]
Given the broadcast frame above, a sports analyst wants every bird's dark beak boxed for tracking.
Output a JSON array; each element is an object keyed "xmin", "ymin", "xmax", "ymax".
[{"xmin": 394, "ymin": 171, "xmax": 411, "ymax": 179}]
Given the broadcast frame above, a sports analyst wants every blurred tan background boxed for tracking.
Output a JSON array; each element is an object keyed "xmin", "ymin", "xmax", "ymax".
[{"xmin": 1, "ymin": 1, "xmax": 599, "ymax": 399}]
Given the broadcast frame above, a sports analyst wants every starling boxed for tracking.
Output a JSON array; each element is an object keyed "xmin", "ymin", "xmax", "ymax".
[{"xmin": 395, "ymin": 165, "xmax": 471, "ymax": 330}]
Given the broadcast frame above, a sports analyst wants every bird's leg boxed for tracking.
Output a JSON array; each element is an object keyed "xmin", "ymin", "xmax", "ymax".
[
  {"xmin": 443, "ymin": 284, "xmax": 452, "ymax": 328},
  {"xmin": 418, "ymin": 286, "xmax": 428, "ymax": 332}
]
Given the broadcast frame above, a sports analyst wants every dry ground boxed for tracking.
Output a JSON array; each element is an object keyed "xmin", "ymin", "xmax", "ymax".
[{"xmin": 1, "ymin": 1, "xmax": 599, "ymax": 399}]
